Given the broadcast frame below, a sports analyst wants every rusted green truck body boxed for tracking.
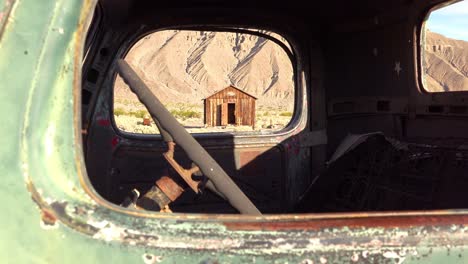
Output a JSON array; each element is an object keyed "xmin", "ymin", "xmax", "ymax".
[{"xmin": 0, "ymin": 0, "xmax": 467, "ymax": 263}]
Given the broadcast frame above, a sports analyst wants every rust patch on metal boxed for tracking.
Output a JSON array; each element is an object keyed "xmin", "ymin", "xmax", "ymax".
[
  {"xmin": 156, "ymin": 176, "xmax": 185, "ymax": 202},
  {"xmin": 40, "ymin": 208, "xmax": 57, "ymax": 226},
  {"xmin": 26, "ymin": 179, "xmax": 98, "ymax": 235},
  {"xmin": 224, "ymin": 214, "xmax": 468, "ymax": 231}
]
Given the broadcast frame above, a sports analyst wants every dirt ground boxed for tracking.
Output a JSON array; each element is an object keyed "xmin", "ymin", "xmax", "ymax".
[{"xmin": 114, "ymin": 99, "xmax": 292, "ymax": 134}]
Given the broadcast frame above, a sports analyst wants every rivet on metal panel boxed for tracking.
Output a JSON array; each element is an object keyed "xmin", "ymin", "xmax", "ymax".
[{"xmin": 142, "ymin": 253, "xmax": 163, "ymax": 264}]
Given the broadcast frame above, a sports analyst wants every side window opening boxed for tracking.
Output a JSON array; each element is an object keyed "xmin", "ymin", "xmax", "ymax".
[
  {"xmin": 83, "ymin": 27, "xmax": 300, "ymax": 215},
  {"xmin": 113, "ymin": 30, "xmax": 295, "ymax": 135},
  {"xmin": 421, "ymin": 0, "xmax": 468, "ymax": 92}
]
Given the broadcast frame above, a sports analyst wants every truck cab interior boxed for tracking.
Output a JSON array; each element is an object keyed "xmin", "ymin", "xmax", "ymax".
[{"xmin": 81, "ymin": 0, "xmax": 468, "ymax": 215}]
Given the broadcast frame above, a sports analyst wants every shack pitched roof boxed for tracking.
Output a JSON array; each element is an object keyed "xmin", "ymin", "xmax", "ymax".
[{"xmin": 203, "ymin": 85, "xmax": 258, "ymax": 100}]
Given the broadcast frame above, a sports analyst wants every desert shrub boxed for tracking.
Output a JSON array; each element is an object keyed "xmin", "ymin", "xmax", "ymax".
[
  {"xmin": 170, "ymin": 109, "xmax": 201, "ymax": 120},
  {"xmin": 126, "ymin": 109, "xmax": 149, "ymax": 118},
  {"xmin": 114, "ymin": 107, "xmax": 126, "ymax": 116},
  {"xmin": 279, "ymin": 111, "xmax": 293, "ymax": 117}
]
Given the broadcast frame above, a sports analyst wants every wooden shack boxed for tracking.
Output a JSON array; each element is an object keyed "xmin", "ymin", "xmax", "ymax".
[{"xmin": 204, "ymin": 85, "xmax": 257, "ymax": 127}]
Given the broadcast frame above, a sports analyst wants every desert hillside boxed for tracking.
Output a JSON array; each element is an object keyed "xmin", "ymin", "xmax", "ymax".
[
  {"xmin": 115, "ymin": 30, "xmax": 468, "ymax": 104},
  {"xmin": 115, "ymin": 30, "xmax": 294, "ymax": 110},
  {"xmin": 424, "ymin": 31, "xmax": 468, "ymax": 92}
]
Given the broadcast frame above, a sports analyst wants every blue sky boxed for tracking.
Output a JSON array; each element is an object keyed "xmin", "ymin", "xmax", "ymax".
[{"xmin": 427, "ymin": 0, "xmax": 468, "ymax": 41}]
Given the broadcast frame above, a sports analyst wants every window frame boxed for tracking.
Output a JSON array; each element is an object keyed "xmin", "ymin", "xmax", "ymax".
[
  {"xmin": 109, "ymin": 27, "xmax": 307, "ymax": 143},
  {"xmin": 418, "ymin": 0, "xmax": 468, "ymax": 94}
]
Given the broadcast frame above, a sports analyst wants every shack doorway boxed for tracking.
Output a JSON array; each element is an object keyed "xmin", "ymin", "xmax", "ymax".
[
  {"xmin": 216, "ymin": 105, "xmax": 222, "ymax": 126},
  {"xmin": 228, "ymin": 103, "xmax": 236, "ymax": 124}
]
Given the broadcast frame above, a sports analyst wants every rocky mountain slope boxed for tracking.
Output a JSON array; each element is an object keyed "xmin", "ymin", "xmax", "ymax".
[
  {"xmin": 424, "ymin": 31, "xmax": 468, "ymax": 92},
  {"xmin": 115, "ymin": 30, "xmax": 467, "ymax": 107},
  {"xmin": 115, "ymin": 30, "xmax": 294, "ymax": 109}
]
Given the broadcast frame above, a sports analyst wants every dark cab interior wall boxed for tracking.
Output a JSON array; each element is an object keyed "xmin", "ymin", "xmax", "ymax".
[
  {"xmin": 82, "ymin": 0, "xmax": 468, "ymax": 214},
  {"xmin": 315, "ymin": 0, "xmax": 468, "ymax": 211}
]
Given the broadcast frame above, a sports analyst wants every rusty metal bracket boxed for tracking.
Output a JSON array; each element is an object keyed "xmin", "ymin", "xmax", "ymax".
[
  {"xmin": 122, "ymin": 173, "xmax": 185, "ymax": 212},
  {"xmin": 135, "ymin": 175, "xmax": 185, "ymax": 212},
  {"xmin": 162, "ymin": 142, "xmax": 202, "ymax": 193}
]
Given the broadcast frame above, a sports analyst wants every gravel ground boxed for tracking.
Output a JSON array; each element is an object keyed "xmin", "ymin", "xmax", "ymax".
[{"xmin": 114, "ymin": 114, "xmax": 291, "ymax": 134}]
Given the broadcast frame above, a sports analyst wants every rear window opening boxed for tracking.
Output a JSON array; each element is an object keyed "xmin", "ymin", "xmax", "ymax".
[
  {"xmin": 113, "ymin": 30, "xmax": 295, "ymax": 135},
  {"xmin": 84, "ymin": 27, "xmax": 299, "ymax": 215}
]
